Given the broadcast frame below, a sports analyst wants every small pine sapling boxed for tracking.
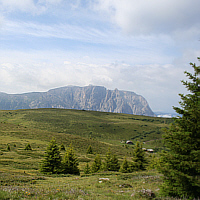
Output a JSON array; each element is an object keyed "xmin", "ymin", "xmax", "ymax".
[
  {"xmin": 24, "ymin": 143, "xmax": 32, "ymax": 150},
  {"xmin": 7, "ymin": 144, "xmax": 11, "ymax": 151},
  {"xmin": 86, "ymin": 145, "xmax": 93, "ymax": 154},
  {"xmin": 59, "ymin": 143, "xmax": 65, "ymax": 151}
]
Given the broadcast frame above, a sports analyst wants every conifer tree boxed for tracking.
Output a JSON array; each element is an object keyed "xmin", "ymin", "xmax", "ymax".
[
  {"xmin": 24, "ymin": 143, "xmax": 32, "ymax": 150},
  {"xmin": 59, "ymin": 143, "xmax": 65, "ymax": 151},
  {"xmin": 105, "ymin": 148, "xmax": 120, "ymax": 171},
  {"xmin": 62, "ymin": 144, "xmax": 80, "ymax": 175},
  {"xmin": 40, "ymin": 138, "xmax": 62, "ymax": 174},
  {"xmin": 84, "ymin": 163, "xmax": 91, "ymax": 174},
  {"xmin": 157, "ymin": 58, "xmax": 200, "ymax": 199},
  {"xmin": 91, "ymin": 154, "xmax": 102, "ymax": 173},
  {"xmin": 86, "ymin": 145, "xmax": 93, "ymax": 154},
  {"xmin": 131, "ymin": 141, "xmax": 146, "ymax": 171},
  {"xmin": 119, "ymin": 157, "xmax": 130, "ymax": 173},
  {"xmin": 7, "ymin": 144, "xmax": 11, "ymax": 151}
]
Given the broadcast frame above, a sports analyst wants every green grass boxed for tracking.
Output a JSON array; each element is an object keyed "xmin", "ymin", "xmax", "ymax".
[{"xmin": 0, "ymin": 108, "xmax": 176, "ymax": 199}]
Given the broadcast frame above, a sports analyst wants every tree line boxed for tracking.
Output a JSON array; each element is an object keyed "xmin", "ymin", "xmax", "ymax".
[{"xmin": 40, "ymin": 139, "xmax": 147, "ymax": 175}]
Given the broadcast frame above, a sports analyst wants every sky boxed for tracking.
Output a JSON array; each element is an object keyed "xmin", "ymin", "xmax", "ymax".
[{"xmin": 0, "ymin": 0, "xmax": 200, "ymax": 113}]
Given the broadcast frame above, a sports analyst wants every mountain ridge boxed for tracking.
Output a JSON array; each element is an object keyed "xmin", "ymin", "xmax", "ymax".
[{"xmin": 0, "ymin": 85, "xmax": 155, "ymax": 116}]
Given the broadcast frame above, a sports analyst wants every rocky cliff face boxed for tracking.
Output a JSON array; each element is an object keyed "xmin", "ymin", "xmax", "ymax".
[{"xmin": 0, "ymin": 86, "xmax": 155, "ymax": 116}]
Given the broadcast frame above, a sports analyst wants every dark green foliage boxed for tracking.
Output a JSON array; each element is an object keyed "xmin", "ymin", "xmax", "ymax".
[
  {"xmin": 24, "ymin": 143, "xmax": 32, "ymax": 150},
  {"xmin": 105, "ymin": 148, "xmax": 120, "ymax": 171},
  {"xmin": 119, "ymin": 157, "xmax": 131, "ymax": 173},
  {"xmin": 62, "ymin": 144, "xmax": 80, "ymax": 175},
  {"xmin": 91, "ymin": 154, "xmax": 102, "ymax": 173},
  {"xmin": 158, "ymin": 58, "xmax": 200, "ymax": 199},
  {"xmin": 59, "ymin": 143, "xmax": 65, "ymax": 151},
  {"xmin": 131, "ymin": 141, "xmax": 146, "ymax": 171},
  {"xmin": 84, "ymin": 163, "xmax": 91, "ymax": 174},
  {"xmin": 86, "ymin": 145, "xmax": 93, "ymax": 154},
  {"xmin": 40, "ymin": 138, "xmax": 62, "ymax": 174},
  {"xmin": 7, "ymin": 144, "xmax": 10, "ymax": 151}
]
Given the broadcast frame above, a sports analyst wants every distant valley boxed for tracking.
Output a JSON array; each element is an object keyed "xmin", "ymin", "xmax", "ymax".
[{"xmin": 0, "ymin": 85, "xmax": 155, "ymax": 116}]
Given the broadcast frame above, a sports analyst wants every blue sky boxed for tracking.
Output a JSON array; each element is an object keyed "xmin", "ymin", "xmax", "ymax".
[{"xmin": 0, "ymin": 0, "xmax": 200, "ymax": 113}]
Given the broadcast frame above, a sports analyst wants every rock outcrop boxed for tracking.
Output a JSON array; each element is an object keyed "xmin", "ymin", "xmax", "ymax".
[{"xmin": 0, "ymin": 85, "xmax": 155, "ymax": 116}]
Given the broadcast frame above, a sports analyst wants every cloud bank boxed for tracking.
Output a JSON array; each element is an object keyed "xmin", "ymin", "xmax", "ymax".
[{"xmin": 94, "ymin": 0, "xmax": 200, "ymax": 35}]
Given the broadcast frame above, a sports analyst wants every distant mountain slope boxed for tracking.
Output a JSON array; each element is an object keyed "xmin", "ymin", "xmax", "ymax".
[{"xmin": 0, "ymin": 85, "xmax": 155, "ymax": 116}]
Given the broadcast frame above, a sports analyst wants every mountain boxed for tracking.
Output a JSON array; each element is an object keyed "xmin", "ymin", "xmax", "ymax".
[{"xmin": 0, "ymin": 85, "xmax": 155, "ymax": 116}]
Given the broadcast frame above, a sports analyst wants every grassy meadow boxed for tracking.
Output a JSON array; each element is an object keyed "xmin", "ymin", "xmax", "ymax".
[{"xmin": 0, "ymin": 108, "xmax": 175, "ymax": 199}]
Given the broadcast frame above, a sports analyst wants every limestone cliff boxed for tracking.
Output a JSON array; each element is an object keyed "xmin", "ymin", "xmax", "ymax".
[{"xmin": 0, "ymin": 86, "xmax": 155, "ymax": 116}]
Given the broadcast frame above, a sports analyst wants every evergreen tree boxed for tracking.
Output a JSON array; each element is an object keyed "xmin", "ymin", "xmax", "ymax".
[
  {"xmin": 7, "ymin": 144, "xmax": 11, "ymax": 151},
  {"xmin": 119, "ymin": 157, "xmax": 130, "ymax": 173},
  {"xmin": 59, "ymin": 143, "xmax": 65, "ymax": 151},
  {"xmin": 105, "ymin": 148, "xmax": 120, "ymax": 171},
  {"xmin": 24, "ymin": 143, "xmax": 32, "ymax": 150},
  {"xmin": 157, "ymin": 59, "xmax": 200, "ymax": 199},
  {"xmin": 62, "ymin": 144, "xmax": 80, "ymax": 175},
  {"xmin": 91, "ymin": 154, "xmax": 102, "ymax": 173},
  {"xmin": 86, "ymin": 145, "xmax": 93, "ymax": 154},
  {"xmin": 131, "ymin": 141, "xmax": 146, "ymax": 171},
  {"xmin": 84, "ymin": 163, "xmax": 91, "ymax": 174},
  {"xmin": 40, "ymin": 138, "xmax": 62, "ymax": 174}
]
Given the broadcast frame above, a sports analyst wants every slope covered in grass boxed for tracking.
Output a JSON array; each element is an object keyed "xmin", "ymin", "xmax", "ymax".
[{"xmin": 0, "ymin": 108, "xmax": 173, "ymax": 199}]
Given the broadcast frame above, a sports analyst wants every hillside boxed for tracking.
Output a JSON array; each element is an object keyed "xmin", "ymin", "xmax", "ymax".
[
  {"xmin": 0, "ymin": 85, "xmax": 155, "ymax": 116},
  {"xmin": 0, "ymin": 108, "xmax": 173, "ymax": 199}
]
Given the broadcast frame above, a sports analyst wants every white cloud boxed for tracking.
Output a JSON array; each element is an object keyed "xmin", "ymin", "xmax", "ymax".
[
  {"xmin": 0, "ymin": 52, "xmax": 194, "ymax": 112},
  {"xmin": 95, "ymin": 0, "xmax": 200, "ymax": 35},
  {"xmin": 0, "ymin": 0, "xmax": 63, "ymax": 15},
  {"xmin": 0, "ymin": 0, "xmax": 38, "ymax": 13}
]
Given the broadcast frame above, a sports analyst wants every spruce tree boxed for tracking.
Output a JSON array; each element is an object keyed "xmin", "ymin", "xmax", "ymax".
[
  {"xmin": 91, "ymin": 154, "xmax": 102, "ymax": 173},
  {"xmin": 105, "ymin": 148, "xmax": 120, "ymax": 171},
  {"xmin": 131, "ymin": 141, "xmax": 146, "ymax": 171},
  {"xmin": 7, "ymin": 144, "xmax": 11, "ymax": 151},
  {"xmin": 86, "ymin": 145, "xmax": 93, "ymax": 154},
  {"xmin": 59, "ymin": 143, "xmax": 65, "ymax": 151},
  {"xmin": 24, "ymin": 143, "xmax": 32, "ymax": 150},
  {"xmin": 157, "ymin": 58, "xmax": 200, "ymax": 199},
  {"xmin": 119, "ymin": 157, "xmax": 130, "ymax": 173},
  {"xmin": 40, "ymin": 138, "xmax": 62, "ymax": 174},
  {"xmin": 84, "ymin": 163, "xmax": 91, "ymax": 174},
  {"xmin": 62, "ymin": 144, "xmax": 80, "ymax": 175}
]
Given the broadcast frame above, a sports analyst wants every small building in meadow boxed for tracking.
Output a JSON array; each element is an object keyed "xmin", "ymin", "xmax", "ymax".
[
  {"xmin": 147, "ymin": 149, "xmax": 154, "ymax": 153},
  {"xmin": 126, "ymin": 140, "xmax": 133, "ymax": 145}
]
